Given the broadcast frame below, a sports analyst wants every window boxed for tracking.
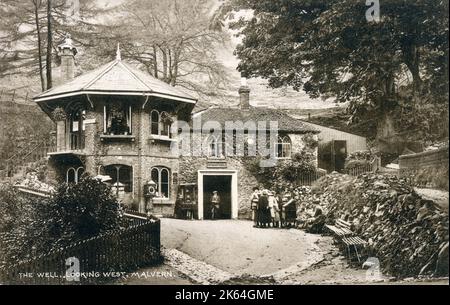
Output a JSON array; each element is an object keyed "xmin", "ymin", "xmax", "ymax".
[
  {"xmin": 150, "ymin": 110, "xmax": 172, "ymax": 137},
  {"xmin": 244, "ymin": 130, "xmax": 257, "ymax": 156},
  {"xmin": 151, "ymin": 167, "xmax": 171, "ymax": 199},
  {"xmin": 276, "ymin": 135, "xmax": 292, "ymax": 159},
  {"xmin": 68, "ymin": 109, "xmax": 85, "ymax": 150},
  {"xmin": 151, "ymin": 111, "xmax": 159, "ymax": 135},
  {"xmin": 103, "ymin": 165, "xmax": 133, "ymax": 195},
  {"xmin": 206, "ymin": 134, "xmax": 224, "ymax": 158},
  {"xmin": 67, "ymin": 168, "xmax": 76, "ymax": 184},
  {"xmin": 66, "ymin": 167, "xmax": 84, "ymax": 184},
  {"xmin": 104, "ymin": 102, "xmax": 132, "ymax": 135}
]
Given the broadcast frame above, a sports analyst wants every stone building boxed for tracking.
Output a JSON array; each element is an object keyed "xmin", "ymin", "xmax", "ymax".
[{"xmin": 33, "ymin": 36, "xmax": 319, "ymax": 220}]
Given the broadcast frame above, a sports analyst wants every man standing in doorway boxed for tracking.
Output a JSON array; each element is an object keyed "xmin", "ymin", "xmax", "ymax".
[{"xmin": 210, "ymin": 191, "xmax": 221, "ymax": 220}]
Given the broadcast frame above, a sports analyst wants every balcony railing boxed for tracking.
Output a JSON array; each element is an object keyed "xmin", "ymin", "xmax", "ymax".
[{"xmin": 70, "ymin": 132, "xmax": 85, "ymax": 150}]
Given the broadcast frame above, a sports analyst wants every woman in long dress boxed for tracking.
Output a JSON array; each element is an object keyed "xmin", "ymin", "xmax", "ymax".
[
  {"xmin": 258, "ymin": 190, "xmax": 270, "ymax": 228},
  {"xmin": 270, "ymin": 191, "xmax": 281, "ymax": 228}
]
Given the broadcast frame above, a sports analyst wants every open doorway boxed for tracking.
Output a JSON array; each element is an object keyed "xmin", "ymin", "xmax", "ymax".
[
  {"xmin": 318, "ymin": 140, "xmax": 348, "ymax": 173},
  {"xmin": 203, "ymin": 175, "xmax": 232, "ymax": 219}
]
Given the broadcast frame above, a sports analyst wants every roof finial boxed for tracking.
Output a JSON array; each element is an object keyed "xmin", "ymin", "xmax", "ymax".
[{"xmin": 116, "ymin": 43, "xmax": 121, "ymax": 61}]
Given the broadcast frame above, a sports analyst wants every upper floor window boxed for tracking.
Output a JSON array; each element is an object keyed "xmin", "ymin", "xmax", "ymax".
[
  {"xmin": 68, "ymin": 110, "xmax": 86, "ymax": 150},
  {"xmin": 151, "ymin": 166, "xmax": 171, "ymax": 199},
  {"xmin": 104, "ymin": 102, "xmax": 132, "ymax": 135},
  {"xmin": 276, "ymin": 135, "xmax": 292, "ymax": 159},
  {"xmin": 150, "ymin": 110, "xmax": 172, "ymax": 137},
  {"xmin": 207, "ymin": 134, "xmax": 225, "ymax": 158}
]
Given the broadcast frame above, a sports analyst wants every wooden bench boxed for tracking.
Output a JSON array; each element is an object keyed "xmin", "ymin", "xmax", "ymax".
[
  {"xmin": 342, "ymin": 236, "xmax": 367, "ymax": 263},
  {"xmin": 324, "ymin": 219, "xmax": 354, "ymax": 239},
  {"xmin": 325, "ymin": 219, "xmax": 367, "ymax": 263}
]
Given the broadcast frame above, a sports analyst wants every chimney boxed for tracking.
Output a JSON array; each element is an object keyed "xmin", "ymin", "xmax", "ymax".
[
  {"xmin": 58, "ymin": 33, "xmax": 77, "ymax": 83},
  {"xmin": 238, "ymin": 77, "xmax": 251, "ymax": 109}
]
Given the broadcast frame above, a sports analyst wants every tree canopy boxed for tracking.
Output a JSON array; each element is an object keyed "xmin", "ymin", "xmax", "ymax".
[
  {"xmin": 219, "ymin": 0, "xmax": 449, "ymax": 141},
  {"xmin": 0, "ymin": 0, "xmax": 112, "ymax": 90},
  {"xmin": 108, "ymin": 0, "xmax": 230, "ymax": 97},
  {"xmin": 0, "ymin": 0, "xmax": 230, "ymax": 98}
]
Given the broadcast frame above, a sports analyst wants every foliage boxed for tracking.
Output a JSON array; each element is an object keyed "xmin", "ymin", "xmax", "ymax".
[
  {"xmin": 409, "ymin": 165, "xmax": 449, "ymax": 191},
  {"xmin": 302, "ymin": 134, "xmax": 318, "ymax": 150},
  {"xmin": 51, "ymin": 106, "xmax": 66, "ymax": 121},
  {"xmin": 217, "ymin": 0, "xmax": 449, "ymax": 141},
  {"xmin": 0, "ymin": 0, "xmax": 115, "ymax": 90},
  {"xmin": 0, "ymin": 176, "xmax": 122, "ymax": 268},
  {"xmin": 243, "ymin": 150, "xmax": 316, "ymax": 191},
  {"xmin": 0, "ymin": 103, "xmax": 53, "ymax": 164},
  {"xmin": 0, "ymin": 183, "xmax": 23, "ymax": 233},
  {"xmin": 345, "ymin": 150, "xmax": 377, "ymax": 169}
]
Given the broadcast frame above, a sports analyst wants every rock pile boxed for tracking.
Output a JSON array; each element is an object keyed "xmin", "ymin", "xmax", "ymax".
[{"xmin": 299, "ymin": 172, "xmax": 449, "ymax": 278}]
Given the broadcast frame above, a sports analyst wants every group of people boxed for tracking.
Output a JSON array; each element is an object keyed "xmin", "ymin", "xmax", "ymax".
[{"xmin": 250, "ymin": 187, "xmax": 297, "ymax": 228}]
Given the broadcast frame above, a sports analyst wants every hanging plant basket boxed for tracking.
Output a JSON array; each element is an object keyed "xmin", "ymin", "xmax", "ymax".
[{"xmin": 52, "ymin": 107, "xmax": 67, "ymax": 121}]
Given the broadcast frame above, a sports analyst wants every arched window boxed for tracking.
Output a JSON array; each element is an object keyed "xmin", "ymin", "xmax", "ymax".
[
  {"xmin": 67, "ymin": 167, "xmax": 76, "ymax": 184},
  {"xmin": 151, "ymin": 110, "xmax": 159, "ymax": 135},
  {"xmin": 66, "ymin": 166, "xmax": 85, "ymax": 184},
  {"xmin": 207, "ymin": 134, "xmax": 224, "ymax": 158},
  {"xmin": 244, "ymin": 130, "xmax": 257, "ymax": 157},
  {"xmin": 151, "ymin": 167, "xmax": 171, "ymax": 199},
  {"xmin": 276, "ymin": 135, "xmax": 292, "ymax": 159},
  {"xmin": 76, "ymin": 167, "xmax": 85, "ymax": 181},
  {"xmin": 150, "ymin": 110, "xmax": 172, "ymax": 137}
]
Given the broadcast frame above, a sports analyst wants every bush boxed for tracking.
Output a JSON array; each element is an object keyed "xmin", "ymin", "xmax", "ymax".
[
  {"xmin": 0, "ymin": 176, "xmax": 122, "ymax": 268},
  {"xmin": 243, "ymin": 150, "xmax": 316, "ymax": 191},
  {"xmin": 0, "ymin": 183, "xmax": 24, "ymax": 233}
]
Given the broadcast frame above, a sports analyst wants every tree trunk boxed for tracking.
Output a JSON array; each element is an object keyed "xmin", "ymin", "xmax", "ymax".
[
  {"xmin": 168, "ymin": 48, "xmax": 173, "ymax": 84},
  {"xmin": 34, "ymin": 0, "xmax": 45, "ymax": 91},
  {"xmin": 152, "ymin": 45, "xmax": 158, "ymax": 79},
  {"xmin": 160, "ymin": 47, "xmax": 168, "ymax": 82},
  {"xmin": 402, "ymin": 40, "xmax": 421, "ymax": 96},
  {"xmin": 46, "ymin": 0, "xmax": 53, "ymax": 90},
  {"xmin": 376, "ymin": 74, "xmax": 399, "ymax": 154},
  {"xmin": 171, "ymin": 44, "xmax": 182, "ymax": 86}
]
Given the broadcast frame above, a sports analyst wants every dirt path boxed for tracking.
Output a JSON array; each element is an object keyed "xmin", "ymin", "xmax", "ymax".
[{"xmin": 161, "ymin": 219, "xmax": 324, "ymax": 276}]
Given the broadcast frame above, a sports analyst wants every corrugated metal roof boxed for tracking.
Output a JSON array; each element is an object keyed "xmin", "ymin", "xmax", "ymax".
[
  {"xmin": 33, "ymin": 59, "xmax": 196, "ymax": 103},
  {"xmin": 193, "ymin": 107, "xmax": 318, "ymax": 133}
]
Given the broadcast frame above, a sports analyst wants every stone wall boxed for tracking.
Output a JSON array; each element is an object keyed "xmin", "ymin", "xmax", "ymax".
[
  {"xmin": 179, "ymin": 131, "xmax": 318, "ymax": 219},
  {"xmin": 179, "ymin": 156, "xmax": 259, "ymax": 219},
  {"xmin": 399, "ymin": 146, "xmax": 449, "ymax": 190},
  {"xmin": 399, "ymin": 146, "xmax": 449, "ymax": 170}
]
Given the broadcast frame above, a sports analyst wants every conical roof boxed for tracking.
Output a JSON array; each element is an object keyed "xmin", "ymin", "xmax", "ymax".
[{"xmin": 33, "ymin": 58, "xmax": 196, "ymax": 104}]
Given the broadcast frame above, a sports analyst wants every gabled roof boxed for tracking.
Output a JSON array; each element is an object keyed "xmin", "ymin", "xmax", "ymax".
[
  {"xmin": 193, "ymin": 107, "xmax": 318, "ymax": 133},
  {"xmin": 33, "ymin": 59, "xmax": 197, "ymax": 104}
]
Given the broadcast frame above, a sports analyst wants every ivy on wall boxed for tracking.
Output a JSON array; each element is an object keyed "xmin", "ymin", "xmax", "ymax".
[{"xmin": 242, "ymin": 150, "xmax": 316, "ymax": 191}]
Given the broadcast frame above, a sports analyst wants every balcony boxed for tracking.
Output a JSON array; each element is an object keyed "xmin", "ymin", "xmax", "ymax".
[{"xmin": 48, "ymin": 131, "xmax": 86, "ymax": 157}]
